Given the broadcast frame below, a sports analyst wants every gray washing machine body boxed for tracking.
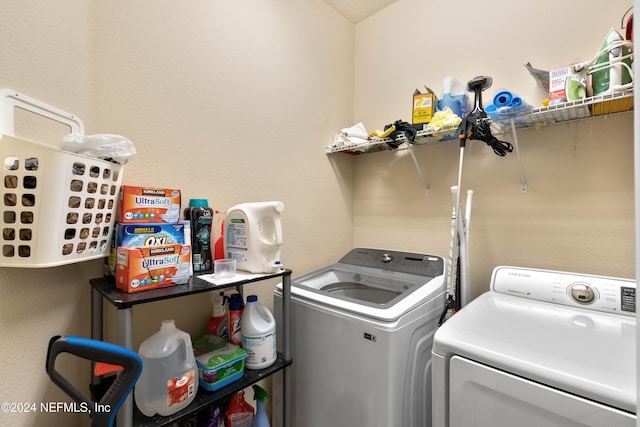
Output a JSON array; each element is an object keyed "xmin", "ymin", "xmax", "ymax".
[{"xmin": 274, "ymin": 247, "xmax": 447, "ymax": 427}]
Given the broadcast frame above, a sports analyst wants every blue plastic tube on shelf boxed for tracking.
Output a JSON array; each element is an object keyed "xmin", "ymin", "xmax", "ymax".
[
  {"xmin": 493, "ymin": 91, "xmax": 514, "ymax": 108},
  {"xmin": 485, "ymin": 89, "xmax": 532, "ymax": 124}
]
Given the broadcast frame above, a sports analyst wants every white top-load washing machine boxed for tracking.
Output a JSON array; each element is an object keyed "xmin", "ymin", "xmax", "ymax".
[
  {"xmin": 274, "ymin": 248, "xmax": 447, "ymax": 427},
  {"xmin": 432, "ymin": 266, "xmax": 636, "ymax": 427}
]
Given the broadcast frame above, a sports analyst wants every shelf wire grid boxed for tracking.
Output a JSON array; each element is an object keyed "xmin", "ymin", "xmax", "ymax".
[{"xmin": 326, "ymin": 90, "xmax": 633, "ymax": 155}]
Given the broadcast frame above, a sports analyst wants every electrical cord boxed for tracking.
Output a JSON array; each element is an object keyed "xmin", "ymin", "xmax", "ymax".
[
  {"xmin": 384, "ymin": 120, "xmax": 416, "ymax": 149},
  {"xmin": 381, "ymin": 116, "xmax": 511, "ymax": 156},
  {"xmin": 471, "ymin": 119, "xmax": 513, "ymax": 156}
]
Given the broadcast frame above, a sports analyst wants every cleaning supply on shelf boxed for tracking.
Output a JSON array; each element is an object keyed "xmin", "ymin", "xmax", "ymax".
[
  {"xmin": 134, "ymin": 320, "xmax": 198, "ymax": 417},
  {"xmin": 197, "ymin": 402, "xmax": 226, "ymax": 427},
  {"xmin": 224, "ymin": 201, "xmax": 284, "ymax": 273},
  {"xmin": 226, "ymin": 390, "xmax": 255, "ymax": 427},
  {"xmin": 192, "ymin": 334, "xmax": 247, "ymax": 391},
  {"xmin": 229, "ymin": 293, "xmax": 244, "ymax": 346},
  {"xmin": 208, "ymin": 291, "xmax": 229, "ymax": 338},
  {"xmin": 251, "ymin": 385, "xmax": 271, "ymax": 427},
  {"xmin": 213, "ymin": 209, "xmax": 225, "ymax": 260},
  {"xmin": 241, "ymin": 295, "xmax": 277, "ymax": 370},
  {"xmin": 184, "ymin": 198, "xmax": 214, "ymax": 272}
]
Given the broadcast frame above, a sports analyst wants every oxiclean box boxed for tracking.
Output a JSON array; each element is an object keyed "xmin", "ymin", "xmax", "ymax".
[{"xmin": 105, "ymin": 221, "xmax": 188, "ymax": 277}]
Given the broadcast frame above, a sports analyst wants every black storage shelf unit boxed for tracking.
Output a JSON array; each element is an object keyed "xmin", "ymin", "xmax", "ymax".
[
  {"xmin": 130, "ymin": 355, "xmax": 291, "ymax": 427},
  {"xmin": 89, "ymin": 269, "xmax": 293, "ymax": 427}
]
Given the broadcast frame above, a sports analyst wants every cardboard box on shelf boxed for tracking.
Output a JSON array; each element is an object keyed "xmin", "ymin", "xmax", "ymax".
[
  {"xmin": 412, "ymin": 87, "xmax": 438, "ymax": 125},
  {"xmin": 549, "ymin": 65, "xmax": 587, "ymax": 105},
  {"xmin": 117, "ymin": 186, "xmax": 181, "ymax": 223},
  {"xmin": 105, "ymin": 221, "xmax": 188, "ymax": 277},
  {"xmin": 115, "ymin": 244, "xmax": 191, "ymax": 293}
]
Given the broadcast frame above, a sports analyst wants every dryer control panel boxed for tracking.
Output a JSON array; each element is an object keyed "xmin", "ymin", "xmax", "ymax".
[{"xmin": 491, "ymin": 266, "xmax": 636, "ymax": 316}]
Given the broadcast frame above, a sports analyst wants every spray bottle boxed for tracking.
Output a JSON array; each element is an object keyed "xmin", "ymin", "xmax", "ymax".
[
  {"xmin": 213, "ymin": 209, "xmax": 225, "ymax": 261},
  {"xmin": 228, "ymin": 293, "xmax": 244, "ymax": 346},
  {"xmin": 251, "ymin": 385, "xmax": 271, "ymax": 427},
  {"xmin": 225, "ymin": 390, "xmax": 254, "ymax": 427},
  {"xmin": 207, "ymin": 291, "xmax": 229, "ymax": 339}
]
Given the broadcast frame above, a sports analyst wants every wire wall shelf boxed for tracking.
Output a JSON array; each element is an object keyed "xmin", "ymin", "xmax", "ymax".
[
  {"xmin": 490, "ymin": 89, "xmax": 634, "ymax": 134},
  {"xmin": 323, "ymin": 126, "xmax": 457, "ymax": 155},
  {"xmin": 325, "ymin": 90, "xmax": 634, "ymax": 156}
]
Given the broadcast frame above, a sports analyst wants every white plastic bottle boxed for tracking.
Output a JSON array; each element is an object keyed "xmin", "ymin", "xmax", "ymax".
[
  {"xmin": 224, "ymin": 201, "xmax": 284, "ymax": 273},
  {"xmin": 134, "ymin": 320, "xmax": 198, "ymax": 417},
  {"xmin": 241, "ymin": 295, "xmax": 277, "ymax": 370}
]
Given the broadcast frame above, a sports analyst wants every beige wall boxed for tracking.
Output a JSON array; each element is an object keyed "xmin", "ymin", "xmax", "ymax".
[
  {"xmin": 349, "ymin": 0, "xmax": 635, "ymax": 298},
  {"xmin": 0, "ymin": 0, "xmax": 635, "ymax": 425},
  {"xmin": 0, "ymin": 1, "xmax": 353, "ymax": 425}
]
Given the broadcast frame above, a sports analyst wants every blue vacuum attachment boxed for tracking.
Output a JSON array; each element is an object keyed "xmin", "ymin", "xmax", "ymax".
[{"xmin": 46, "ymin": 336, "xmax": 142, "ymax": 427}]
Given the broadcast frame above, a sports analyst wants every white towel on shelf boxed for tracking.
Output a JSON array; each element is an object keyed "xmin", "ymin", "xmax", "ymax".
[{"xmin": 331, "ymin": 122, "xmax": 370, "ymax": 151}]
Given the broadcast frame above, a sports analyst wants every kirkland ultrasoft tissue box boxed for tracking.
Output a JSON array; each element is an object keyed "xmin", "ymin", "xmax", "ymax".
[
  {"xmin": 192, "ymin": 334, "xmax": 247, "ymax": 391},
  {"xmin": 117, "ymin": 186, "xmax": 181, "ymax": 223},
  {"xmin": 115, "ymin": 244, "xmax": 191, "ymax": 293},
  {"xmin": 105, "ymin": 222, "xmax": 188, "ymax": 277}
]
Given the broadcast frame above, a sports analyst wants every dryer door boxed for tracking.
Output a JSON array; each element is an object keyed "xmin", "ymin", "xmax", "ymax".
[{"xmin": 449, "ymin": 356, "xmax": 635, "ymax": 427}]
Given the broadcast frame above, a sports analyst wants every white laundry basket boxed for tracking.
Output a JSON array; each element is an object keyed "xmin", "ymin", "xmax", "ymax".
[{"xmin": 0, "ymin": 89, "xmax": 123, "ymax": 267}]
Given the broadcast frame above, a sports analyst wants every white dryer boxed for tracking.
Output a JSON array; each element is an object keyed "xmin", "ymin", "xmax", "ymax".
[
  {"xmin": 274, "ymin": 248, "xmax": 447, "ymax": 427},
  {"xmin": 432, "ymin": 266, "xmax": 636, "ymax": 427}
]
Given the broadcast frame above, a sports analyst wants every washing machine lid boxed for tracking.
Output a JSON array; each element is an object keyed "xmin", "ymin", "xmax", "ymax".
[
  {"xmin": 289, "ymin": 248, "xmax": 446, "ymax": 321},
  {"xmin": 432, "ymin": 290, "xmax": 637, "ymax": 413}
]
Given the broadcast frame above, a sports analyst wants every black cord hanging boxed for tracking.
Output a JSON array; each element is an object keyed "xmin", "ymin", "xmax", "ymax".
[
  {"xmin": 472, "ymin": 119, "xmax": 513, "ymax": 156},
  {"xmin": 384, "ymin": 120, "xmax": 416, "ymax": 149},
  {"xmin": 454, "ymin": 76, "xmax": 514, "ymax": 157}
]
